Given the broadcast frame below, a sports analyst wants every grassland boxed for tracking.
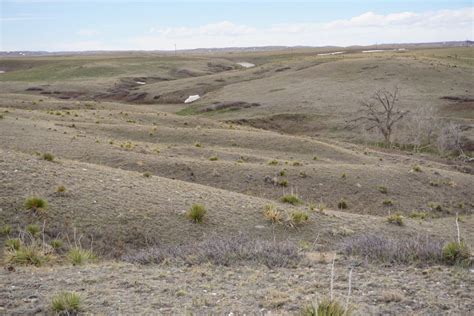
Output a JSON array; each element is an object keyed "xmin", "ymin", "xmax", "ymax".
[{"xmin": 0, "ymin": 45, "xmax": 472, "ymax": 314}]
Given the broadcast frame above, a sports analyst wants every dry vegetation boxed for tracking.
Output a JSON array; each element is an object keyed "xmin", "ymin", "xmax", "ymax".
[{"xmin": 0, "ymin": 45, "xmax": 472, "ymax": 314}]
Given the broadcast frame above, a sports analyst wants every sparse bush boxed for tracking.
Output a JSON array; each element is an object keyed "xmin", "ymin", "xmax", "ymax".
[
  {"xmin": 67, "ymin": 247, "xmax": 96, "ymax": 266},
  {"xmin": 412, "ymin": 165, "xmax": 422, "ymax": 172},
  {"xmin": 209, "ymin": 156, "xmax": 218, "ymax": 161},
  {"xmin": 387, "ymin": 213, "xmax": 404, "ymax": 226},
  {"xmin": 302, "ymin": 299, "xmax": 349, "ymax": 316},
  {"xmin": 342, "ymin": 233, "xmax": 444, "ymax": 264},
  {"xmin": 292, "ymin": 161, "xmax": 301, "ymax": 166},
  {"xmin": 378, "ymin": 186, "xmax": 388, "ymax": 194},
  {"xmin": 50, "ymin": 239, "xmax": 64, "ymax": 250},
  {"xmin": 42, "ymin": 153, "xmax": 54, "ymax": 161},
  {"xmin": 409, "ymin": 211, "xmax": 428, "ymax": 220},
  {"xmin": 281, "ymin": 195, "xmax": 302, "ymax": 205},
  {"xmin": 143, "ymin": 172, "xmax": 151, "ymax": 178},
  {"xmin": 278, "ymin": 179, "xmax": 288, "ymax": 187},
  {"xmin": 264, "ymin": 204, "xmax": 283, "ymax": 224},
  {"xmin": 194, "ymin": 142, "xmax": 202, "ymax": 148},
  {"xmin": 442, "ymin": 241, "xmax": 471, "ymax": 266},
  {"xmin": 5, "ymin": 238, "xmax": 21, "ymax": 251},
  {"xmin": 6, "ymin": 244, "xmax": 49, "ymax": 266},
  {"xmin": 51, "ymin": 292, "xmax": 82, "ymax": 314},
  {"xmin": 56, "ymin": 185, "xmax": 66, "ymax": 193},
  {"xmin": 428, "ymin": 202, "xmax": 443, "ymax": 212},
  {"xmin": 268, "ymin": 159, "xmax": 279, "ymax": 165},
  {"xmin": 382, "ymin": 199, "xmax": 393, "ymax": 206},
  {"xmin": 187, "ymin": 204, "xmax": 206, "ymax": 223},
  {"xmin": 123, "ymin": 235, "xmax": 302, "ymax": 268},
  {"xmin": 26, "ymin": 224, "xmax": 41, "ymax": 237},
  {"xmin": 337, "ymin": 200, "xmax": 348, "ymax": 209},
  {"xmin": 279, "ymin": 169, "xmax": 286, "ymax": 176},
  {"xmin": 25, "ymin": 197, "xmax": 48, "ymax": 211},
  {"xmin": 290, "ymin": 211, "xmax": 309, "ymax": 225},
  {"xmin": 0, "ymin": 224, "xmax": 12, "ymax": 235}
]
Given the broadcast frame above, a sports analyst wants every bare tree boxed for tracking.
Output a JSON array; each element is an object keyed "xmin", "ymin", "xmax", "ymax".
[{"xmin": 349, "ymin": 87, "xmax": 409, "ymax": 145}]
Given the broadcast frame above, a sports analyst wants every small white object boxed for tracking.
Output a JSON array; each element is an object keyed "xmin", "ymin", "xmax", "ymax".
[
  {"xmin": 184, "ymin": 95, "xmax": 200, "ymax": 103},
  {"xmin": 237, "ymin": 62, "xmax": 255, "ymax": 68},
  {"xmin": 136, "ymin": 81, "xmax": 146, "ymax": 85}
]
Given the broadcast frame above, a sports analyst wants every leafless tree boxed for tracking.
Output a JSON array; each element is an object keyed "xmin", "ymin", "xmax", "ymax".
[{"xmin": 349, "ymin": 87, "xmax": 409, "ymax": 145}]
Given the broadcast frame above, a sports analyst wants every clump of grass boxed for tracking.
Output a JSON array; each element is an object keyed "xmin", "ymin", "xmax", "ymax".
[
  {"xmin": 313, "ymin": 156, "xmax": 319, "ymax": 160},
  {"xmin": 281, "ymin": 195, "xmax": 302, "ymax": 205},
  {"xmin": 56, "ymin": 185, "xmax": 66, "ymax": 194},
  {"xmin": 5, "ymin": 238, "xmax": 21, "ymax": 251},
  {"xmin": 187, "ymin": 204, "xmax": 207, "ymax": 223},
  {"xmin": 278, "ymin": 179, "xmax": 288, "ymax": 187},
  {"xmin": 387, "ymin": 213, "xmax": 404, "ymax": 226},
  {"xmin": 0, "ymin": 224, "xmax": 12, "ymax": 235},
  {"xmin": 264, "ymin": 204, "xmax": 283, "ymax": 224},
  {"xmin": 6, "ymin": 244, "xmax": 49, "ymax": 266},
  {"xmin": 209, "ymin": 156, "xmax": 218, "ymax": 161},
  {"xmin": 341, "ymin": 173, "xmax": 346, "ymax": 179},
  {"xmin": 302, "ymin": 299, "xmax": 349, "ymax": 316},
  {"xmin": 25, "ymin": 197, "xmax": 48, "ymax": 212},
  {"xmin": 429, "ymin": 180, "xmax": 440, "ymax": 187},
  {"xmin": 442, "ymin": 241, "xmax": 471, "ymax": 266},
  {"xmin": 409, "ymin": 211, "xmax": 428, "ymax": 220},
  {"xmin": 428, "ymin": 202, "xmax": 443, "ymax": 212},
  {"xmin": 51, "ymin": 292, "xmax": 82, "ymax": 314},
  {"xmin": 143, "ymin": 172, "xmax": 151, "ymax": 178},
  {"xmin": 279, "ymin": 169, "xmax": 286, "ymax": 176},
  {"xmin": 378, "ymin": 186, "xmax": 388, "ymax": 194},
  {"xmin": 194, "ymin": 142, "xmax": 202, "ymax": 148},
  {"xmin": 0, "ymin": 114, "xmax": 4, "ymax": 119},
  {"xmin": 67, "ymin": 247, "xmax": 96, "ymax": 266},
  {"xmin": 42, "ymin": 153, "xmax": 54, "ymax": 161},
  {"xmin": 268, "ymin": 159, "xmax": 279, "ymax": 165},
  {"xmin": 292, "ymin": 161, "xmax": 301, "ymax": 166},
  {"xmin": 337, "ymin": 200, "xmax": 348, "ymax": 209},
  {"xmin": 382, "ymin": 199, "xmax": 394, "ymax": 206},
  {"xmin": 290, "ymin": 211, "xmax": 309, "ymax": 226},
  {"xmin": 26, "ymin": 224, "xmax": 41, "ymax": 237},
  {"xmin": 412, "ymin": 165, "xmax": 422, "ymax": 172},
  {"xmin": 50, "ymin": 239, "xmax": 64, "ymax": 250}
]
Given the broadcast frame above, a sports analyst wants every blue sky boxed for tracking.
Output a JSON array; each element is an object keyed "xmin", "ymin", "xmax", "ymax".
[{"xmin": 1, "ymin": 1, "xmax": 473, "ymax": 51}]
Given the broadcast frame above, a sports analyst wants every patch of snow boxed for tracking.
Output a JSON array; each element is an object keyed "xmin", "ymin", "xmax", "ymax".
[
  {"xmin": 135, "ymin": 81, "xmax": 146, "ymax": 85},
  {"xmin": 0, "ymin": 71, "xmax": 4, "ymax": 74},
  {"xmin": 362, "ymin": 50, "xmax": 387, "ymax": 53},
  {"xmin": 184, "ymin": 95, "xmax": 200, "ymax": 104},
  {"xmin": 317, "ymin": 51, "xmax": 345, "ymax": 56},
  {"xmin": 237, "ymin": 62, "xmax": 255, "ymax": 68}
]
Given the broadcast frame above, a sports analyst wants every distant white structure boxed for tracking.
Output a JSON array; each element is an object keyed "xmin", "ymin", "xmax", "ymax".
[
  {"xmin": 237, "ymin": 62, "xmax": 255, "ymax": 68},
  {"xmin": 317, "ymin": 51, "xmax": 345, "ymax": 56},
  {"xmin": 135, "ymin": 81, "xmax": 146, "ymax": 85},
  {"xmin": 184, "ymin": 95, "xmax": 200, "ymax": 103}
]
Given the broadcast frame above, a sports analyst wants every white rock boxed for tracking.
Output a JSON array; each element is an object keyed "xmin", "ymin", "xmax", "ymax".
[
  {"xmin": 184, "ymin": 95, "xmax": 200, "ymax": 104},
  {"xmin": 237, "ymin": 62, "xmax": 255, "ymax": 68}
]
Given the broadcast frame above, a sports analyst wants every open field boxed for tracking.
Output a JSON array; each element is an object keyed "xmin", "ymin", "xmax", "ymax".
[{"xmin": 0, "ymin": 45, "xmax": 473, "ymax": 314}]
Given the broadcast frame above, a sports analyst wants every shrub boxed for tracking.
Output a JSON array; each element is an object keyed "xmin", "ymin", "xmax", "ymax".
[
  {"xmin": 51, "ymin": 292, "xmax": 82, "ymax": 314},
  {"xmin": 5, "ymin": 238, "xmax": 21, "ymax": 251},
  {"xmin": 382, "ymin": 199, "xmax": 394, "ymax": 206},
  {"xmin": 342, "ymin": 233, "xmax": 444, "ymax": 264},
  {"xmin": 143, "ymin": 172, "xmax": 151, "ymax": 178},
  {"xmin": 56, "ymin": 185, "xmax": 66, "ymax": 193},
  {"xmin": 0, "ymin": 114, "xmax": 3, "ymax": 119},
  {"xmin": 290, "ymin": 211, "xmax": 309, "ymax": 225},
  {"xmin": 264, "ymin": 204, "xmax": 283, "ymax": 224},
  {"xmin": 378, "ymin": 186, "xmax": 388, "ymax": 194},
  {"xmin": 341, "ymin": 173, "xmax": 346, "ymax": 179},
  {"xmin": 268, "ymin": 160, "xmax": 279, "ymax": 165},
  {"xmin": 302, "ymin": 299, "xmax": 349, "ymax": 316},
  {"xmin": 412, "ymin": 165, "xmax": 422, "ymax": 172},
  {"xmin": 409, "ymin": 211, "xmax": 428, "ymax": 220},
  {"xmin": 209, "ymin": 156, "xmax": 218, "ymax": 161},
  {"xmin": 0, "ymin": 224, "xmax": 12, "ymax": 235},
  {"xmin": 26, "ymin": 224, "xmax": 41, "ymax": 237},
  {"xmin": 25, "ymin": 197, "xmax": 48, "ymax": 211},
  {"xmin": 42, "ymin": 153, "xmax": 54, "ymax": 161},
  {"xmin": 428, "ymin": 202, "xmax": 443, "ymax": 212},
  {"xmin": 279, "ymin": 169, "xmax": 286, "ymax": 176},
  {"xmin": 337, "ymin": 200, "xmax": 348, "ymax": 209},
  {"xmin": 187, "ymin": 204, "xmax": 206, "ymax": 223},
  {"xmin": 123, "ymin": 235, "xmax": 302, "ymax": 268},
  {"xmin": 281, "ymin": 195, "xmax": 302, "ymax": 205},
  {"xmin": 194, "ymin": 142, "xmax": 202, "ymax": 148},
  {"xmin": 67, "ymin": 247, "xmax": 96, "ymax": 266},
  {"xmin": 442, "ymin": 241, "xmax": 471, "ymax": 266},
  {"xmin": 278, "ymin": 179, "xmax": 288, "ymax": 187},
  {"xmin": 6, "ymin": 245, "xmax": 49, "ymax": 266},
  {"xmin": 50, "ymin": 239, "xmax": 64, "ymax": 250},
  {"xmin": 292, "ymin": 161, "xmax": 301, "ymax": 166},
  {"xmin": 387, "ymin": 213, "xmax": 404, "ymax": 226}
]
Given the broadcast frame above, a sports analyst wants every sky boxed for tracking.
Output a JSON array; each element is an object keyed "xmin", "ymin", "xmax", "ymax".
[{"xmin": 0, "ymin": 0, "xmax": 473, "ymax": 51}]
